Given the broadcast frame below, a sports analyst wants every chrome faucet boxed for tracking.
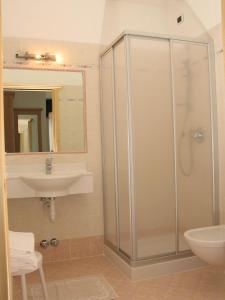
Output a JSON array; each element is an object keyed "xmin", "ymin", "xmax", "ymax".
[{"xmin": 45, "ymin": 158, "xmax": 53, "ymax": 175}]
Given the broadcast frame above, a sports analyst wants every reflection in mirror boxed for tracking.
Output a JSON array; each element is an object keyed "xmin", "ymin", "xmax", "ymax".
[
  {"xmin": 16, "ymin": 109, "xmax": 42, "ymax": 152},
  {"xmin": 3, "ymin": 68, "xmax": 87, "ymax": 153},
  {"xmin": 18, "ymin": 114, "xmax": 39, "ymax": 152}
]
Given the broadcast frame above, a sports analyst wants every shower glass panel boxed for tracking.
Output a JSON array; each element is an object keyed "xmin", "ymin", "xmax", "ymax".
[
  {"xmin": 100, "ymin": 32, "xmax": 217, "ymax": 264},
  {"xmin": 101, "ymin": 50, "xmax": 118, "ymax": 248},
  {"xmin": 129, "ymin": 37, "xmax": 176, "ymax": 259},
  {"xmin": 114, "ymin": 40, "xmax": 132, "ymax": 257},
  {"xmin": 172, "ymin": 41, "xmax": 214, "ymax": 252}
]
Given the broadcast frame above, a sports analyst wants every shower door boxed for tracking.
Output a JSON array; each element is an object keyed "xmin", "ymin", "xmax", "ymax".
[
  {"xmin": 101, "ymin": 49, "xmax": 118, "ymax": 248},
  {"xmin": 172, "ymin": 41, "xmax": 215, "ymax": 252},
  {"xmin": 128, "ymin": 37, "xmax": 215, "ymax": 260},
  {"xmin": 114, "ymin": 40, "xmax": 133, "ymax": 257},
  {"xmin": 129, "ymin": 37, "xmax": 177, "ymax": 259}
]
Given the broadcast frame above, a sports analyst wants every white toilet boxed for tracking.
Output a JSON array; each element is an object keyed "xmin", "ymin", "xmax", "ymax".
[{"xmin": 184, "ymin": 225, "xmax": 225, "ymax": 266}]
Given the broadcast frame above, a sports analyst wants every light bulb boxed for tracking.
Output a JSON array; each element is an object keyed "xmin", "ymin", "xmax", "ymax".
[
  {"xmin": 35, "ymin": 54, "xmax": 42, "ymax": 60},
  {"xmin": 55, "ymin": 54, "xmax": 63, "ymax": 64}
]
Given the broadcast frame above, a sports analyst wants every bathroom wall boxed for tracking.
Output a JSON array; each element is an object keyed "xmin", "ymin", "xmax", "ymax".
[
  {"xmin": 207, "ymin": 24, "xmax": 225, "ymax": 224},
  {"xmin": 5, "ymin": 38, "xmax": 104, "ymax": 261},
  {"xmin": 101, "ymin": 0, "xmax": 210, "ymax": 45},
  {"xmin": 2, "ymin": 0, "xmax": 106, "ymax": 44},
  {"xmin": 166, "ymin": 0, "xmax": 208, "ymax": 38},
  {"xmin": 186, "ymin": 0, "xmax": 221, "ymax": 31},
  {"xmin": 2, "ymin": 0, "xmax": 106, "ymax": 261},
  {"xmin": 2, "ymin": 0, "xmax": 224, "ymax": 262},
  {"xmin": 101, "ymin": 0, "xmax": 168, "ymax": 45}
]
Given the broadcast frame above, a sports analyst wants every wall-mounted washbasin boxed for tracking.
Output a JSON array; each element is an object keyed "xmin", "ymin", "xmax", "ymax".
[
  {"xmin": 6, "ymin": 162, "xmax": 93, "ymax": 199},
  {"xmin": 6, "ymin": 162, "xmax": 93, "ymax": 222},
  {"xmin": 20, "ymin": 171, "xmax": 86, "ymax": 197}
]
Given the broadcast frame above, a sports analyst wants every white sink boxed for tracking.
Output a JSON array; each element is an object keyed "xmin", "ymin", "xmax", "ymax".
[
  {"xmin": 7, "ymin": 163, "xmax": 93, "ymax": 199},
  {"xmin": 6, "ymin": 162, "xmax": 93, "ymax": 222},
  {"xmin": 20, "ymin": 171, "xmax": 86, "ymax": 197}
]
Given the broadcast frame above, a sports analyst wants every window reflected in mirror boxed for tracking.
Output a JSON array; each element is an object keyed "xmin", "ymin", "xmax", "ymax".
[{"xmin": 3, "ymin": 68, "xmax": 87, "ymax": 153}]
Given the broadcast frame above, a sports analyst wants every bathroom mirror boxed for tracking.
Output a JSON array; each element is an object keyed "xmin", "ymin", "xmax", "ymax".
[{"xmin": 3, "ymin": 68, "xmax": 87, "ymax": 153}]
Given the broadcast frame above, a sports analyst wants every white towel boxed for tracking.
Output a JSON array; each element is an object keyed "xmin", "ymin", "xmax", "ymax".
[
  {"xmin": 9, "ymin": 231, "xmax": 35, "ymax": 253},
  {"xmin": 9, "ymin": 231, "xmax": 38, "ymax": 274},
  {"xmin": 10, "ymin": 253, "xmax": 38, "ymax": 274}
]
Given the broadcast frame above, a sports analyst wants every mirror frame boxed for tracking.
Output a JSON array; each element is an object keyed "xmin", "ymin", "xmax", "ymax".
[{"xmin": 3, "ymin": 66, "xmax": 87, "ymax": 155}]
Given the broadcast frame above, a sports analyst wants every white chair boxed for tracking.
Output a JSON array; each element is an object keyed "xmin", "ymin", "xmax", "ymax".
[{"xmin": 12, "ymin": 251, "xmax": 49, "ymax": 300}]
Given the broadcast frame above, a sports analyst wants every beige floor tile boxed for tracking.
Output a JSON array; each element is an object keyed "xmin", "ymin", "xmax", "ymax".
[{"xmin": 12, "ymin": 255, "xmax": 225, "ymax": 300}]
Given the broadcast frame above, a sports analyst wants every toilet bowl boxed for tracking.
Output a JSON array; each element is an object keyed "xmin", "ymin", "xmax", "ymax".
[{"xmin": 184, "ymin": 225, "xmax": 225, "ymax": 266}]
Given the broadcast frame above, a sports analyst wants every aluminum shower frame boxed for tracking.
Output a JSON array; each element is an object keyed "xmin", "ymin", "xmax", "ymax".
[{"xmin": 100, "ymin": 31, "xmax": 219, "ymax": 267}]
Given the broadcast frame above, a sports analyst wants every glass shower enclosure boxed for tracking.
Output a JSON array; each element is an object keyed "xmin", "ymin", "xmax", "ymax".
[{"xmin": 100, "ymin": 32, "xmax": 218, "ymax": 265}]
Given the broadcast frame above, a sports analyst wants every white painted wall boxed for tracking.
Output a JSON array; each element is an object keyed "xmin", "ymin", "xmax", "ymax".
[
  {"xmin": 3, "ymin": 0, "xmax": 215, "ymax": 45},
  {"xmin": 166, "ymin": 0, "xmax": 208, "ymax": 38},
  {"xmin": 186, "ymin": 0, "xmax": 221, "ymax": 30},
  {"xmin": 101, "ymin": 0, "xmax": 168, "ymax": 44},
  {"xmin": 101, "ymin": 0, "xmax": 210, "ymax": 45},
  {"xmin": 2, "ymin": 0, "xmax": 106, "ymax": 44}
]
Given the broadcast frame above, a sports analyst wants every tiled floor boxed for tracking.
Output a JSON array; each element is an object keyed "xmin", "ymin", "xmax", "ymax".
[{"xmin": 13, "ymin": 255, "xmax": 225, "ymax": 300}]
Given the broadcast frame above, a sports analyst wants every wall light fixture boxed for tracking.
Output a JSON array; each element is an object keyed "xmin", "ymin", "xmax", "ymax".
[{"xmin": 15, "ymin": 52, "xmax": 57, "ymax": 62}]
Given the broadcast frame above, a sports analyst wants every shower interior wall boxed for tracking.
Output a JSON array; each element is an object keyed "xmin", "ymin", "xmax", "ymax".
[{"xmin": 100, "ymin": 33, "xmax": 217, "ymax": 263}]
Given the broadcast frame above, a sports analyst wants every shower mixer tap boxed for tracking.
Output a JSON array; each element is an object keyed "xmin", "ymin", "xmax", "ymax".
[{"xmin": 190, "ymin": 129, "xmax": 205, "ymax": 143}]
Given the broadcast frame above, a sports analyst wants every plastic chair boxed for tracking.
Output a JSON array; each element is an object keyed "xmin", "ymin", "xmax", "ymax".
[{"xmin": 11, "ymin": 251, "xmax": 49, "ymax": 300}]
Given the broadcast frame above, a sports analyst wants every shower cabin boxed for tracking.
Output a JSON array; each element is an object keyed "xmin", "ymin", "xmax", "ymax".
[{"xmin": 100, "ymin": 32, "xmax": 218, "ymax": 266}]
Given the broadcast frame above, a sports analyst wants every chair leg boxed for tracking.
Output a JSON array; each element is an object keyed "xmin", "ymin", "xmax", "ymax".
[
  {"xmin": 11, "ymin": 275, "xmax": 13, "ymax": 300},
  {"xmin": 21, "ymin": 275, "xmax": 28, "ymax": 300},
  {"xmin": 38, "ymin": 266, "xmax": 49, "ymax": 300}
]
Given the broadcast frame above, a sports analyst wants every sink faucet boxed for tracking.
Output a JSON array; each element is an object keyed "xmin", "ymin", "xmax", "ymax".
[{"xmin": 45, "ymin": 158, "xmax": 53, "ymax": 175}]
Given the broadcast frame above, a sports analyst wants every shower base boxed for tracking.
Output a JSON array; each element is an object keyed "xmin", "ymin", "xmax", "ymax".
[
  {"xmin": 132, "ymin": 233, "xmax": 188, "ymax": 258},
  {"xmin": 104, "ymin": 245, "xmax": 206, "ymax": 281}
]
